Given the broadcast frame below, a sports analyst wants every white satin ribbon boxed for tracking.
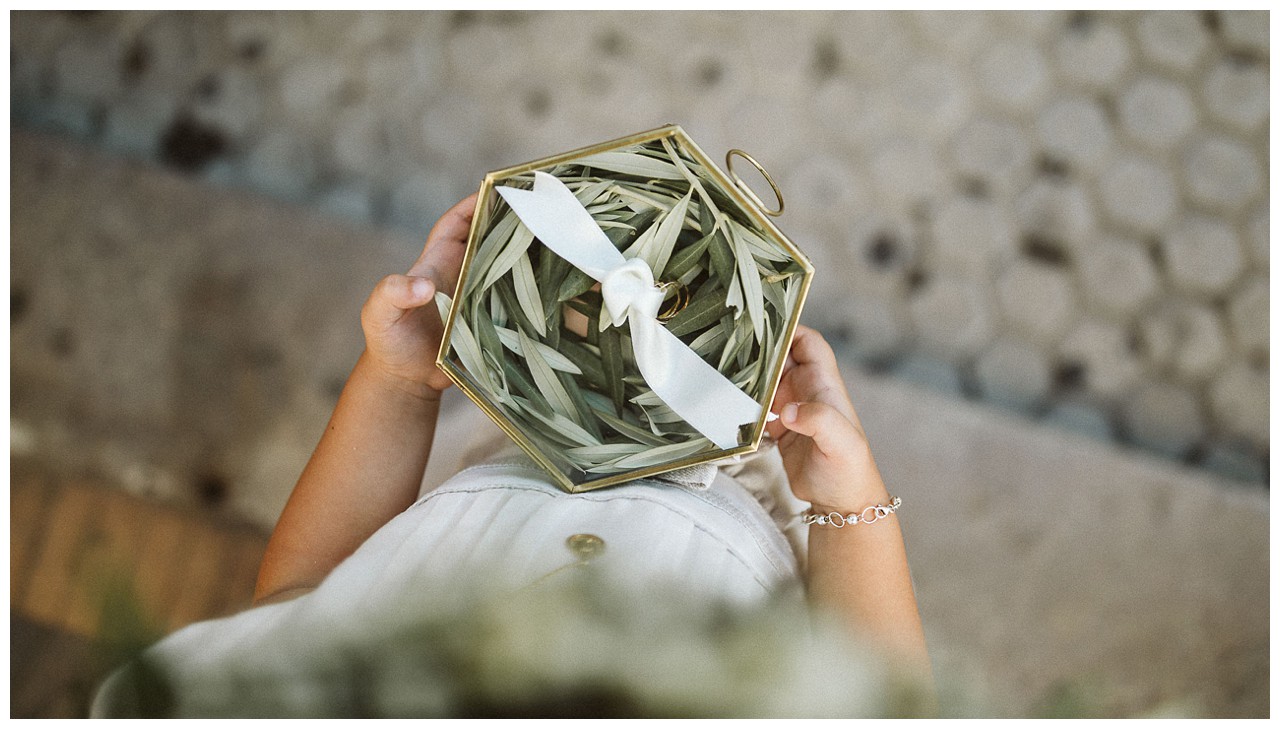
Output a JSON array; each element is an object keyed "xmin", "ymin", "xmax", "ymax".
[{"xmin": 496, "ymin": 171, "xmax": 763, "ymax": 450}]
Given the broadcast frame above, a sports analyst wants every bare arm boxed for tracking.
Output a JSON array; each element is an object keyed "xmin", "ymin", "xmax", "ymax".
[
  {"xmin": 798, "ymin": 448, "xmax": 930, "ymax": 674},
  {"xmin": 253, "ymin": 353, "xmax": 441, "ymax": 604},
  {"xmin": 254, "ymin": 195, "xmax": 477, "ymax": 605},
  {"xmin": 767, "ymin": 326, "xmax": 931, "ymax": 679}
]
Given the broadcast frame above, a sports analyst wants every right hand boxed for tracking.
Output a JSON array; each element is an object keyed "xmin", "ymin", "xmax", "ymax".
[
  {"xmin": 765, "ymin": 325, "xmax": 890, "ymax": 513},
  {"xmin": 359, "ymin": 194, "xmax": 477, "ymax": 398}
]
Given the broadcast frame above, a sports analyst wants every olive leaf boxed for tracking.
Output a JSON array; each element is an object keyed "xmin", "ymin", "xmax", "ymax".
[
  {"xmin": 494, "ymin": 278, "xmax": 540, "ymax": 339},
  {"xmin": 480, "ymin": 219, "xmax": 535, "ymax": 291},
  {"xmin": 599, "ymin": 324, "xmax": 627, "ymax": 416},
  {"xmin": 511, "ymin": 252, "xmax": 547, "ymax": 337},
  {"xmin": 433, "ymin": 290, "xmax": 453, "ymax": 324},
  {"xmin": 494, "ymin": 325, "xmax": 583, "ymax": 374},
  {"xmin": 560, "ymin": 370, "xmax": 605, "ymax": 442},
  {"xmin": 518, "ymin": 328, "xmax": 577, "ymax": 422},
  {"xmin": 515, "ymin": 397, "xmax": 601, "ymax": 447},
  {"xmin": 761, "ymin": 279, "xmax": 787, "ymax": 315},
  {"xmin": 638, "ymin": 190, "xmax": 692, "ymax": 279},
  {"xmin": 726, "ymin": 224, "xmax": 766, "ymax": 342},
  {"xmin": 577, "ymin": 151, "xmax": 686, "ymax": 180},
  {"xmin": 591, "ymin": 406, "xmax": 670, "ymax": 447},
  {"xmin": 446, "ymin": 313, "xmax": 490, "ymax": 389},
  {"xmin": 464, "ymin": 212, "xmax": 520, "ymax": 298},
  {"xmin": 499, "ymin": 352, "xmax": 553, "ymax": 416},
  {"xmin": 705, "ymin": 228, "xmax": 736, "ymax": 289},
  {"xmin": 472, "ymin": 304, "xmax": 506, "ymax": 365},
  {"xmin": 564, "ymin": 443, "xmax": 650, "ymax": 461},
  {"xmin": 489, "ymin": 286, "xmax": 508, "ymax": 328},
  {"xmin": 689, "ymin": 324, "xmax": 730, "ymax": 360},
  {"xmin": 610, "ymin": 438, "xmax": 713, "ymax": 469},
  {"xmin": 729, "ymin": 218, "xmax": 793, "ymax": 263},
  {"xmin": 664, "ymin": 282, "xmax": 727, "ymax": 338},
  {"xmin": 558, "ymin": 337, "xmax": 608, "ymax": 390},
  {"xmin": 663, "ymin": 229, "xmax": 714, "ymax": 282}
]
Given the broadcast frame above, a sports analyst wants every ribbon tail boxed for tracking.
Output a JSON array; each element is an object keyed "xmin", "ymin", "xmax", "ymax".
[
  {"xmin": 629, "ymin": 316, "xmax": 762, "ymax": 450},
  {"xmin": 495, "ymin": 171, "xmax": 625, "ymax": 281}
]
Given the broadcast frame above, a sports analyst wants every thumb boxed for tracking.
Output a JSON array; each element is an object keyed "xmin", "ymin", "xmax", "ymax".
[
  {"xmin": 361, "ymin": 274, "xmax": 434, "ymax": 332},
  {"xmin": 778, "ymin": 400, "xmax": 857, "ymax": 457}
]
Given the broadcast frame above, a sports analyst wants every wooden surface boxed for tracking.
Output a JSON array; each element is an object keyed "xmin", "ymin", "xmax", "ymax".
[{"xmin": 10, "ymin": 462, "xmax": 270, "ymax": 718}]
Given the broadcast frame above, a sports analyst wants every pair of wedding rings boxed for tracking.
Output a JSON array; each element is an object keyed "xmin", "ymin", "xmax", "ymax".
[{"xmin": 656, "ymin": 280, "xmax": 690, "ymax": 322}]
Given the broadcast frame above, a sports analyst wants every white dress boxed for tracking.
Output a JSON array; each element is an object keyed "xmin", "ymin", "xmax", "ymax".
[{"xmin": 91, "ymin": 443, "xmax": 808, "ymax": 717}]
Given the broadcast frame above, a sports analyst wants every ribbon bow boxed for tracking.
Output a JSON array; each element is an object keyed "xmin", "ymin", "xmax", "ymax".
[{"xmin": 496, "ymin": 171, "xmax": 763, "ymax": 450}]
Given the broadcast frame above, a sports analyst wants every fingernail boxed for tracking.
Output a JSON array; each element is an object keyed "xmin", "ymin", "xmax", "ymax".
[
  {"xmin": 781, "ymin": 402, "xmax": 798, "ymax": 424},
  {"xmin": 412, "ymin": 278, "xmax": 433, "ymax": 299}
]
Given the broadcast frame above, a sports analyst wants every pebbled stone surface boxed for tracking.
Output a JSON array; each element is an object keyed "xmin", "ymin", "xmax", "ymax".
[{"xmin": 8, "ymin": 10, "xmax": 1269, "ymax": 485}]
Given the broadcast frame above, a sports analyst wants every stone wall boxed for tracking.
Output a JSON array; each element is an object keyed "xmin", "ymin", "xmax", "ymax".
[{"xmin": 11, "ymin": 9, "xmax": 1269, "ymax": 484}]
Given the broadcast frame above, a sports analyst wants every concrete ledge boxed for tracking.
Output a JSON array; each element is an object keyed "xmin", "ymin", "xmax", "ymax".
[
  {"xmin": 846, "ymin": 367, "xmax": 1268, "ymax": 717},
  {"xmin": 11, "ymin": 129, "xmax": 424, "ymax": 527}
]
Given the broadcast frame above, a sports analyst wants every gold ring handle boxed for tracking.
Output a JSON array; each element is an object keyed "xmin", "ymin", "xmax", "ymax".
[{"xmin": 725, "ymin": 149, "xmax": 784, "ymax": 217}]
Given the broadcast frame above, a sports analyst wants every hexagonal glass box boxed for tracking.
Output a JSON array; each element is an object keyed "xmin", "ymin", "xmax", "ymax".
[{"xmin": 437, "ymin": 124, "xmax": 813, "ymax": 492}]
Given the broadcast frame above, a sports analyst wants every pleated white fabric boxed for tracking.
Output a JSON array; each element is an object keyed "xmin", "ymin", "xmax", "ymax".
[{"xmin": 91, "ymin": 450, "xmax": 802, "ymax": 716}]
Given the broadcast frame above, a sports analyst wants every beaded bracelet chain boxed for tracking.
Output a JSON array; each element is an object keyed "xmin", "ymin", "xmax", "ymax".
[{"xmin": 798, "ymin": 496, "xmax": 902, "ymax": 527}]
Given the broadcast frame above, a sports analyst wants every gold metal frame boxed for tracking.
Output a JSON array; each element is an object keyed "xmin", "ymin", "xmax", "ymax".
[{"xmin": 437, "ymin": 124, "xmax": 815, "ymax": 493}]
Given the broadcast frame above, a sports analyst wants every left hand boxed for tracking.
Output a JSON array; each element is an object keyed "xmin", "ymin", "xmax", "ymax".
[
  {"xmin": 765, "ymin": 325, "xmax": 889, "ymax": 513},
  {"xmin": 360, "ymin": 194, "xmax": 478, "ymax": 397}
]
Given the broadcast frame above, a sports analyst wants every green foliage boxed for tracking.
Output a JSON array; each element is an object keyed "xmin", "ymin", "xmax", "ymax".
[
  {"xmin": 108, "ymin": 570, "xmax": 930, "ymax": 718},
  {"xmin": 445, "ymin": 137, "xmax": 804, "ymax": 480}
]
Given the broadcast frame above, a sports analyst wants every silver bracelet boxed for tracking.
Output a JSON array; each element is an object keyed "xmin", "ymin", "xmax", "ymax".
[{"xmin": 799, "ymin": 496, "xmax": 902, "ymax": 527}]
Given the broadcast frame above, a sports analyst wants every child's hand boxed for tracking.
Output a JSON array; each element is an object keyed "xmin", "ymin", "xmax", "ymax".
[
  {"xmin": 766, "ymin": 325, "xmax": 890, "ymax": 513},
  {"xmin": 360, "ymin": 194, "xmax": 478, "ymax": 398}
]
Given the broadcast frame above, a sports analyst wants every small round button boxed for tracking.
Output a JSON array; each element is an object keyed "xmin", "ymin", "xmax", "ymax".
[{"xmin": 566, "ymin": 533, "xmax": 606, "ymax": 561}]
